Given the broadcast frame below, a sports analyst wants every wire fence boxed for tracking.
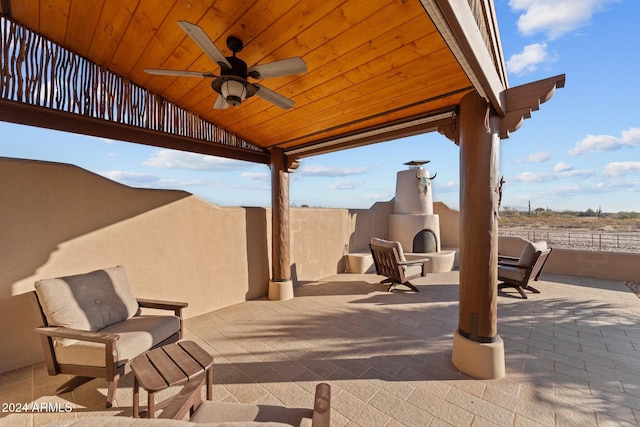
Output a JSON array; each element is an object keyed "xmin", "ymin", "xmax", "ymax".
[{"xmin": 499, "ymin": 229, "xmax": 640, "ymax": 253}]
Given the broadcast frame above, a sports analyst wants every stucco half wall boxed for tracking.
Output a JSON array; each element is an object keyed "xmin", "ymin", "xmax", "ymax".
[
  {"xmin": 498, "ymin": 235, "xmax": 640, "ymax": 282},
  {"xmin": 1, "ymin": 157, "xmax": 462, "ymax": 373}
]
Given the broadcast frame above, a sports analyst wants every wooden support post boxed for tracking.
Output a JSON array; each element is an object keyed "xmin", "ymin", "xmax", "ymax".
[
  {"xmin": 269, "ymin": 147, "xmax": 294, "ymax": 300},
  {"xmin": 452, "ymin": 90, "xmax": 505, "ymax": 379}
]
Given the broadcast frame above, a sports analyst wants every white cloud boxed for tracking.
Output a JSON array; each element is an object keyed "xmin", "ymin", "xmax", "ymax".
[
  {"xmin": 509, "ymin": 0, "xmax": 619, "ymax": 39},
  {"xmin": 506, "ymin": 43, "xmax": 556, "ymax": 75},
  {"xmin": 518, "ymin": 150, "xmax": 551, "ymax": 163},
  {"xmin": 545, "ymin": 184, "xmax": 587, "ymax": 196},
  {"xmin": 568, "ymin": 127, "xmax": 640, "ymax": 156},
  {"xmin": 553, "ymin": 162, "xmax": 572, "ymax": 172},
  {"xmin": 241, "ymin": 172, "xmax": 270, "ymax": 181},
  {"xmin": 297, "ymin": 165, "xmax": 368, "ymax": 177},
  {"xmin": 514, "ymin": 171, "xmax": 554, "ymax": 183},
  {"xmin": 514, "ymin": 168, "xmax": 593, "ymax": 183},
  {"xmin": 329, "ymin": 180, "xmax": 363, "ymax": 190},
  {"xmin": 144, "ymin": 149, "xmax": 251, "ymax": 171},
  {"xmin": 363, "ymin": 191, "xmax": 394, "ymax": 201},
  {"xmin": 596, "ymin": 178, "xmax": 640, "ymax": 191},
  {"xmin": 560, "ymin": 169, "xmax": 594, "ymax": 179},
  {"xmin": 435, "ymin": 180, "xmax": 459, "ymax": 192},
  {"xmin": 102, "ymin": 171, "xmax": 159, "ymax": 185},
  {"xmin": 101, "ymin": 170, "xmax": 207, "ymax": 189},
  {"xmin": 602, "ymin": 162, "xmax": 640, "ymax": 177}
]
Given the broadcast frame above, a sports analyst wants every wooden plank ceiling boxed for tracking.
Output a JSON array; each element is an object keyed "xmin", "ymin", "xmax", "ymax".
[{"xmin": 2, "ymin": 0, "xmax": 478, "ymax": 158}]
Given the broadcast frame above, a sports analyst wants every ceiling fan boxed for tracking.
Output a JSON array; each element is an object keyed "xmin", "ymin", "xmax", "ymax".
[{"xmin": 144, "ymin": 21, "xmax": 307, "ymax": 110}]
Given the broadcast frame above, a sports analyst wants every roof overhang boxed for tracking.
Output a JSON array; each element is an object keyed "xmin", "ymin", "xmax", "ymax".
[{"xmin": 0, "ymin": 0, "xmax": 561, "ymax": 163}]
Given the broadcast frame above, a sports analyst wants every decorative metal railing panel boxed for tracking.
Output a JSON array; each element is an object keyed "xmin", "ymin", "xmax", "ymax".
[
  {"xmin": 467, "ymin": 0, "xmax": 507, "ymax": 86},
  {"xmin": 500, "ymin": 229, "xmax": 640, "ymax": 253},
  {"xmin": 0, "ymin": 16, "xmax": 265, "ymax": 154}
]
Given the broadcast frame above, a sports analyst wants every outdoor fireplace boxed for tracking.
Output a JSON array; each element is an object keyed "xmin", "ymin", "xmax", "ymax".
[{"xmin": 389, "ymin": 160, "xmax": 441, "ymax": 253}]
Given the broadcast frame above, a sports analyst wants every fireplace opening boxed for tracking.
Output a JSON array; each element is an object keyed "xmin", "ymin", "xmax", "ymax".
[{"xmin": 413, "ymin": 229, "xmax": 438, "ymax": 253}]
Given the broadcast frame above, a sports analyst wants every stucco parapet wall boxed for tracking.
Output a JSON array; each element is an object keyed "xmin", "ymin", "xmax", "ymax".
[{"xmin": 545, "ymin": 248, "xmax": 640, "ymax": 282}]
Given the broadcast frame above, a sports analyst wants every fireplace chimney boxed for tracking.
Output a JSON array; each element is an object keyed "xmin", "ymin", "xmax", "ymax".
[{"xmin": 389, "ymin": 161, "xmax": 441, "ymax": 253}]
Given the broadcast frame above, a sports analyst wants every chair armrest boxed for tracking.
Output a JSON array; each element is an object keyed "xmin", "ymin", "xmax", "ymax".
[
  {"xmin": 498, "ymin": 255, "xmax": 519, "ymax": 262},
  {"xmin": 398, "ymin": 258, "xmax": 429, "ymax": 266},
  {"xmin": 312, "ymin": 383, "xmax": 331, "ymax": 427},
  {"xmin": 34, "ymin": 326, "xmax": 119, "ymax": 344},
  {"xmin": 498, "ymin": 262, "xmax": 533, "ymax": 272},
  {"xmin": 137, "ymin": 298, "xmax": 188, "ymax": 317}
]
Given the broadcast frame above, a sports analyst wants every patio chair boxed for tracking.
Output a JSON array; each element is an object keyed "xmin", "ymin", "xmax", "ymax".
[
  {"xmin": 158, "ymin": 381, "xmax": 331, "ymax": 426},
  {"xmin": 30, "ymin": 265, "xmax": 188, "ymax": 408},
  {"xmin": 498, "ymin": 241, "xmax": 552, "ymax": 299},
  {"xmin": 369, "ymin": 238, "xmax": 428, "ymax": 292}
]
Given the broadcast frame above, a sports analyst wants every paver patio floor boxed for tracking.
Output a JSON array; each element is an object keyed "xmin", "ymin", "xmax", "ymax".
[{"xmin": 2, "ymin": 272, "xmax": 639, "ymax": 426}]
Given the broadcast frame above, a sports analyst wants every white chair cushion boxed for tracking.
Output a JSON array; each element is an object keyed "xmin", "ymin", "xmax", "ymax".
[
  {"xmin": 35, "ymin": 266, "xmax": 140, "ymax": 332},
  {"xmin": 498, "ymin": 265, "xmax": 526, "ymax": 282},
  {"xmin": 371, "ymin": 238, "xmax": 407, "ymax": 262},
  {"xmin": 517, "ymin": 241, "xmax": 547, "ymax": 267},
  {"xmin": 402, "ymin": 264, "xmax": 424, "ymax": 280},
  {"xmin": 53, "ymin": 315, "xmax": 180, "ymax": 367}
]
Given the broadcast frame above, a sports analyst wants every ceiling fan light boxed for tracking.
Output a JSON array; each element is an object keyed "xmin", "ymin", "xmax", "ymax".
[{"xmin": 221, "ymin": 79, "xmax": 247, "ymax": 106}]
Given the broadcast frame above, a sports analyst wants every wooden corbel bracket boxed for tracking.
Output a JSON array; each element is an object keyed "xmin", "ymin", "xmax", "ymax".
[
  {"xmin": 286, "ymin": 156, "xmax": 300, "ymax": 173},
  {"xmin": 500, "ymin": 74, "xmax": 566, "ymax": 139}
]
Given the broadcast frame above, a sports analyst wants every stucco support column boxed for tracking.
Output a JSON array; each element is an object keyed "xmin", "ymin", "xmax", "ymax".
[
  {"xmin": 269, "ymin": 147, "xmax": 293, "ymax": 301},
  {"xmin": 452, "ymin": 90, "xmax": 505, "ymax": 379}
]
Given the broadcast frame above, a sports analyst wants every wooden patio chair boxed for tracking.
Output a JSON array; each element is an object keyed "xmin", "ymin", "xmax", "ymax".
[
  {"xmin": 498, "ymin": 242, "xmax": 552, "ymax": 299},
  {"xmin": 30, "ymin": 265, "xmax": 187, "ymax": 408},
  {"xmin": 158, "ymin": 381, "xmax": 331, "ymax": 426},
  {"xmin": 369, "ymin": 238, "xmax": 428, "ymax": 292}
]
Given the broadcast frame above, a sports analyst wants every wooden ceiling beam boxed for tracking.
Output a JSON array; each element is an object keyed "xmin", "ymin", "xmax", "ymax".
[
  {"xmin": 0, "ymin": 99, "xmax": 270, "ymax": 164},
  {"xmin": 422, "ymin": 0, "xmax": 507, "ymax": 116},
  {"xmin": 285, "ymin": 108, "xmax": 457, "ymax": 158}
]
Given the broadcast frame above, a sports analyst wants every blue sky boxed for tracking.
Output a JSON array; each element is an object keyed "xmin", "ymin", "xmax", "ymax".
[{"xmin": 2, "ymin": 0, "xmax": 639, "ymax": 212}]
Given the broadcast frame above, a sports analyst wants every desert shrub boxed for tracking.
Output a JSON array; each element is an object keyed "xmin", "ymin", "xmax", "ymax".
[
  {"xmin": 617, "ymin": 211, "xmax": 640, "ymax": 220},
  {"xmin": 501, "ymin": 206, "xmax": 519, "ymax": 217}
]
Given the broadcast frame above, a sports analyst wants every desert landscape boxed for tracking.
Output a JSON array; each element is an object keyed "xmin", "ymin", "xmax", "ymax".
[
  {"xmin": 499, "ymin": 209, "xmax": 640, "ymax": 253},
  {"xmin": 499, "ymin": 209, "xmax": 640, "ymax": 297}
]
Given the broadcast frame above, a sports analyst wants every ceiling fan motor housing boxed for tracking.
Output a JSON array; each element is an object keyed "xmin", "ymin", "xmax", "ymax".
[
  {"xmin": 146, "ymin": 23, "xmax": 304, "ymax": 109},
  {"xmin": 211, "ymin": 56, "xmax": 258, "ymax": 106}
]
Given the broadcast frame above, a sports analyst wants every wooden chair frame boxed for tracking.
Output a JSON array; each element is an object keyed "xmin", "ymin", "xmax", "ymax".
[
  {"xmin": 30, "ymin": 292, "xmax": 187, "ymax": 407},
  {"xmin": 369, "ymin": 243, "xmax": 427, "ymax": 292},
  {"xmin": 498, "ymin": 248, "xmax": 552, "ymax": 299}
]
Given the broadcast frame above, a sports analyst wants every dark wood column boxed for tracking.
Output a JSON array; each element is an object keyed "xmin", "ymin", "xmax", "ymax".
[
  {"xmin": 270, "ymin": 147, "xmax": 291, "ymax": 283},
  {"xmin": 458, "ymin": 90, "xmax": 500, "ymax": 341}
]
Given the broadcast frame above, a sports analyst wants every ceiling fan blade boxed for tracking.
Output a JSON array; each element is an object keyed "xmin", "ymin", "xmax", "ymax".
[
  {"xmin": 144, "ymin": 68, "xmax": 216, "ymax": 78},
  {"xmin": 248, "ymin": 57, "xmax": 307, "ymax": 79},
  {"xmin": 213, "ymin": 94, "xmax": 229, "ymax": 110},
  {"xmin": 177, "ymin": 21, "xmax": 231, "ymax": 69},
  {"xmin": 254, "ymin": 84, "xmax": 295, "ymax": 109}
]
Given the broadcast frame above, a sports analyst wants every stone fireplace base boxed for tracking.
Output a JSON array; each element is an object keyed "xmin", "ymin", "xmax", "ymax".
[
  {"xmin": 346, "ymin": 249, "xmax": 457, "ymax": 274},
  {"xmin": 405, "ymin": 250, "xmax": 457, "ymax": 273}
]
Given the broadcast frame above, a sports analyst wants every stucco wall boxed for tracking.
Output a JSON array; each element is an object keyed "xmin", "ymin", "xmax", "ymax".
[
  {"xmin": 0, "ymin": 157, "xmax": 463, "ymax": 373},
  {"xmin": 0, "ymin": 157, "xmax": 275, "ymax": 372},
  {"xmin": 434, "ymin": 201, "xmax": 460, "ymax": 249},
  {"xmin": 545, "ymin": 248, "xmax": 640, "ymax": 282}
]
